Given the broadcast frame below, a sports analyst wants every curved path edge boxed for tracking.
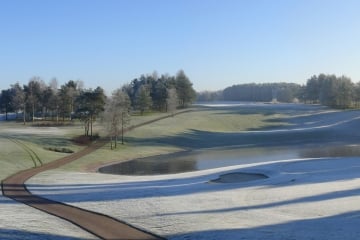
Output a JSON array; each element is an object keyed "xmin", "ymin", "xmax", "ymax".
[{"xmin": 1, "ymin": 110, "xmax": 192, "ymax": 240}]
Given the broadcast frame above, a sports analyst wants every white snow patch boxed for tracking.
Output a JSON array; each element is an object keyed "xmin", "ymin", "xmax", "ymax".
[{"xmin": 27, "ymin": 157, "xmax": 360, "ymax": 239}]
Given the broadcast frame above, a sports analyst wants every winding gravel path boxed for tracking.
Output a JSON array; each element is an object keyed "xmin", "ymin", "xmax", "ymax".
[
  {"xmin": 2, "ymin": 140, "xmax": 163, "ymax": 240},
  {"xmin": 1, "ymin": 111, "xmax": 193, "ymax": 240}
]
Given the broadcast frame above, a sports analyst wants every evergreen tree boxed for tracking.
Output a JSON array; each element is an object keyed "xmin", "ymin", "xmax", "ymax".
[{"xmin": 175, "ymin": 70, "xmax": 196, "ymax": 108}]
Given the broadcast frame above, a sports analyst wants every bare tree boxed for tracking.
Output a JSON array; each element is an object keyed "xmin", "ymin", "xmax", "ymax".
[
  {"xmin": 167, "ymin": 88, "xmax": 178, "ymax": 116},
  {"xmin": 58, "ymin": 80, "xmax": 79, "ymax": 121},
  {"xmin": 103, "ymin": 89, "xmax": 131, "ymax": 149},
  {"xmin": 11, "ymin": 83, "xmax": 25, "ymax": 124},
  {"xmin": 49, "ymin": 78, "xmax": 60, "ymax": 122},
  {"xmin": 25, "ymin": 76, "xmax": 43, "ymax": 122}
]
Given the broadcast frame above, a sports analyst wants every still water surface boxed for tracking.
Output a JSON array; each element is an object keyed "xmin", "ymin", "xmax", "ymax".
[{"xmin": 98, "ymin": 144, "xmax": 360, "ymax": 175}]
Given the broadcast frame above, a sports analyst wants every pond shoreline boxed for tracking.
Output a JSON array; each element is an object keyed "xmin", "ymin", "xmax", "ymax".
[{"xmin": 97, "ymin": 142, "xmax": 360, "ymax": 176}]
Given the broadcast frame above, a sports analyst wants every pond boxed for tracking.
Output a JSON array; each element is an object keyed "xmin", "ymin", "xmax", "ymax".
[{"xmin": 98, "ymin": 144, "xmax": 360, "ymax": 175}]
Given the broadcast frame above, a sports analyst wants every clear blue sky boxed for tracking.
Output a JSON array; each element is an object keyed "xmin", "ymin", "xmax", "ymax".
[{"xmin": 1, "ymin": 0, "xmax": 359, "ymax": 94}]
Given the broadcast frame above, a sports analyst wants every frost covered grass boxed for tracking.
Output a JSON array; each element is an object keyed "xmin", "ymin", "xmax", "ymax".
[
  {"xmin": 0, "ymin": 121, "xmax": 85, "ymax": 180},
  {"xmin": 28, "ymin": 157, "xmax": 360, "ymax": 240},
  {"xmin": 0, "ymin": 137, "xmax": 34, "ymax": 180},
  {"xmin": 0, "ymin": 112, "xmax": 193, "ymax": 239},
  {"xmin": 0, "ymin": 194, "xmax": 97, "ymax": 240},
  {"xmin": 62, "ymin": 104, "xmax": 355, "ymax": 172},
  {"xmin": 0, "ymin": 113, "xmax": 191, "ymax": 239},
  {"xmin": 5, "ymin": 104, "xmax": 360, "ymax": 239},
  {"xmin": 0, "ymin": 111, "xmax": 197, "ymax": 178},
  {"xmin": 27, "ymin": 104, "xmax": 360, "ymax": 239},
  {"xmin": 0, "ymin": 122, "xmax": 100, "ymax": 239},
  {"xmin": 62, "ymin": 106, "xmax": 287, "ymax": 171}
]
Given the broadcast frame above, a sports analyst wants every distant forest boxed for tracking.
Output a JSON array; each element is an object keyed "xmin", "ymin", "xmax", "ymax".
[{"xmin": 197, "ymin": 74, "xmax": 359, "ymax": 109}]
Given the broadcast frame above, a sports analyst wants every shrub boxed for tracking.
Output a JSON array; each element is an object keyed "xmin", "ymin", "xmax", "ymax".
[{"xmin": 44, "ymin": 147, "xmax": 74, "ymax": 153}]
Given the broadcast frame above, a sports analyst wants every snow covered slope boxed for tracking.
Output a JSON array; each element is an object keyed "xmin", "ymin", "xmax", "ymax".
[{"xmin": 28, "ymin": 157, "xmax": 360, "ymax": 239}]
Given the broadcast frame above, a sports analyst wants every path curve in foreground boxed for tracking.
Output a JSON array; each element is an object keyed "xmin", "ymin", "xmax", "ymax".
[
  {"xmin": 1, "ymin": 111, "xmax": 193, "ymax": 240},
  {"xmin": 2, "ymin": 141, "xmax": 163, "ymax": 240}
]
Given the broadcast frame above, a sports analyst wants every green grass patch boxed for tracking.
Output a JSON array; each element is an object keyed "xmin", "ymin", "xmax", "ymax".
[
  {"xmin": 0, "ymin": 137, "xmax": 71, "ymax": 180},
  {"xmin": 0, "ymin": 121, "xmax": 86, "ymax": 180}
]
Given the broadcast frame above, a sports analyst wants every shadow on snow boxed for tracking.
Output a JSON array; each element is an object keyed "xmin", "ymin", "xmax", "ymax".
[
  {"xmin": 0, "ymin": 229, "xmax": 90, "ymax": 240},
  {"xmin": 0, "ymin": 158, "xmax": 359, "ymax": 205},
  {"xmin": 168, "ymin": 210, "xmax": 360, "ymax": 240}
]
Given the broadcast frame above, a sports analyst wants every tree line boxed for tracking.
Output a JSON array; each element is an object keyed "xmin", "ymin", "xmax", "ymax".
[
  {"xmin": 304, "ymin": 74, "xmax": 356, "ymax": 108},
  {"xmin": 197, "ymin": 83, "xmax": 303, "ymax": 103},
  {"xmin": 0, "ymin": 70, "xmax": 196, "ymax": 145},
  {"xmin": 221, "ymin": 83, "xmax": 302, "ymax": 103},
  {"xmin": 0, "ymin": 77, "xmax": 108, "ymax": 138},
  {"xmin": 197, "ymin": 74, "xmax": 360, "ymax": 109},
  {"xmin": 122, "ymin": 70, "xmax": 196, "ymax": 113}
]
